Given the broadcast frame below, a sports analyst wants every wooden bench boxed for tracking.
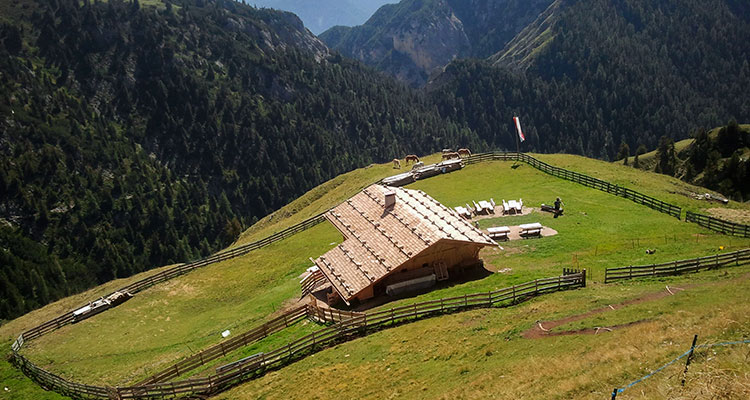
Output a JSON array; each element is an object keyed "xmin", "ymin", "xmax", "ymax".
[
  {"xmin": 487, "ymin": 226, "xmax": 511, "ymax": 241},
  {"xmin": 519, "ymin": 222, "xmax": 543, "ymax": 237}
]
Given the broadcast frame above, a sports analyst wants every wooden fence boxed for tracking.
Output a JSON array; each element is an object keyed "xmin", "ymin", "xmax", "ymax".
[
  {"xmin": 16, "ymin": 151, "xmax": 688, "ymax": 343},
  {"xmin": 19, "ymin": 213, "xmax": 327, "ymax": 342},
  {"xmin": 11, "ymin": 272, "xmax": 585, "ymax": 399},
  {"xmin": 300, "ymin": 269, "xmax": 329, "ymax": 298},
  {"xmin": 136, "ymin": 305, "xmax": 310, "ymax": 386},
  {"xmin": 685, "ymin": 211, "xmax": 750, "ymax": 238},
  {"xmin": 604, "ymin": 249, "xmax": 750, "ymax": 283},
  {"xmin": 464, "ymin": 152, "xmax": 683, "ymax": 219},
  {"xmin": 13, "ymin": 151, "xmax": 739, "ymax": 398}
]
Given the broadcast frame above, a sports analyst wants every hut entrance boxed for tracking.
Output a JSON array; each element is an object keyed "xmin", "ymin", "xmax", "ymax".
[{"xmin": 434, "ymin": 261, "xmax": 449, "ymax": 281}]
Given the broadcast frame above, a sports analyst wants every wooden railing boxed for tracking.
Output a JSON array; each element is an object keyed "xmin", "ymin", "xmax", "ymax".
[
  {"xmin": 11, "ymin": 272, "xmax": 585, "ymax": 399},
  {"xmin": 685, "ymin": 211, "xmax": 750, "ymax": 238},
  {"xmin": 464, "ymin": 152, "xmax": 683, "ymax": 219},
  {"xmin": 604, "ymin": 249, "xmax": 750, "ymax": 283},
  {"xmin": 137, "ymin": 305, "xmax": 310, "ymax": 386},
  {"xmin": 13, "ymin": 151, "xmax": 741, "ymax": 398},
  {"xmin": 19, "ymin": 213, "xmax": 327, "ymax": 342},
  {"xmin": 300, "ymin": 270, "xmax": 329, "ymax": 298}
]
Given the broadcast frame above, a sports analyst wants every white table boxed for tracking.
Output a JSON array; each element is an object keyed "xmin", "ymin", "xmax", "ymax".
[
  {"xmin": 478, "ymin": 200, "xmax": 493, "ymax": 214},
  {"xmin": 454, "ymin": 206, "xmax": 471, "ymax": 219},
  {"xmin": 507, "ymin": 200, "xmax": 522, "ymax": 214},
  {"xmin": 519, "ymin": 222, "xmax": 543, "ymax": 237},
  {"xmin": 487, "ymin": 226, "xmax": 510, "ymax": 240}
]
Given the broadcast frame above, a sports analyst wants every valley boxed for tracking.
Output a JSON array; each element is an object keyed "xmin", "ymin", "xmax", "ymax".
[{"xmin": 1, "ymin": 0, "xmax": 749, "ymax": 398}]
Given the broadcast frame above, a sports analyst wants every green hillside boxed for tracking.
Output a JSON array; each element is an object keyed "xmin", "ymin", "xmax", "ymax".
[
  {"xmin": 2, "ymin": 154, "xmax": 749, "ymax": 399},
  {"xmin": 428, "ymin": 0, "xmax": 750, "ymax": 157},
  {"xmin": 0, "ymin": 0, "xmax": 480, "ymax": 321},
  {"xmin": 623, "ymin": 123, "xmax": 750, "ymax": 202}
]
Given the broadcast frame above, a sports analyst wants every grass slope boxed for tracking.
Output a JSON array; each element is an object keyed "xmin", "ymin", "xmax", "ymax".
[
  {"xmin": 219, "ymin": 267, "xmax": 750, "ymax": 400},
  {"xmin": 14, "ymin": 222, "xmax": 341, "ymax": 385},
  {"xmin": 1, "ymin": 153, "xmax": 749, "ymax": 397}
]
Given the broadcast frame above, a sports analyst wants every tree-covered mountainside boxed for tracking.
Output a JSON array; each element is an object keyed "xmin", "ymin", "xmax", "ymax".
[
  {"xmin": 0, "ymin": 0, "xmax": 480, "ymax": 321},
  {"xmin": 427, "ymin": 0, "xmax": 750, "ymax": 158},
  {"xmin": 251, "ymin": 0, "xmax": 396, "ymax": 35},
  {"xmin": 320, "ymin": 0, "xmax": 555, "ymax": 86},
  {"xmin": 635, "ymin": 122, "xmax": 750, "ymax": 201}
]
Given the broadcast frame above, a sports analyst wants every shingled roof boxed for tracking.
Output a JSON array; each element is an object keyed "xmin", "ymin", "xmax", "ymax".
[{"xmin": 314, "ymin": 184, "xmax": 496, "ymax": 303}]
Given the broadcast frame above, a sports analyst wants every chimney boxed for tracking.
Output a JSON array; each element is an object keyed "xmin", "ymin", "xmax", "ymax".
[{"xmin": 384, "ymin": 190, "xmax": 396, "ymax": 209}]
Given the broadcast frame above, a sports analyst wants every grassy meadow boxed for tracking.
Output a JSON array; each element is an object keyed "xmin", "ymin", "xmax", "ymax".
[
  {"xmin": 1, "ymin": 153, "xmax": 748, "ymax": 399},
  {"xmin": 218, "ymin": 266, "xmax": 750, "ymax": 400},
  {"xmin": 12, "ymin": 222, "xmax": 341, "ymax": 385}
]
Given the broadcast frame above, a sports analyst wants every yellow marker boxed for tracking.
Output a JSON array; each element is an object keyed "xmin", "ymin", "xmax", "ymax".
[{"xmin": 719, "ymin": 246, "xmax": 725, "ymax": 250}]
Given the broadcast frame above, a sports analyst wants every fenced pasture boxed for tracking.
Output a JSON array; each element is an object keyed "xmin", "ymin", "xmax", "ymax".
[
  {"xmin": 686, "ymin": 211, "xmax": 750, "ymax": 237},
  {"xmin": 12, "ymin": 272, "xmax": 585, "ymax": 399},
  {"xmin": 604, "ymin": 249, "xmax": 750, "ymax": 283},
  {"xmin": 8, "ymin": 152, "xmax": 750, "ymax": 399}
]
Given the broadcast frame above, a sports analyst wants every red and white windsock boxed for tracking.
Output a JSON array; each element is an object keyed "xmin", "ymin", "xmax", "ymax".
[{"xmin": 513, "ymin": 116, "xmax": 526, "ymax": 142}]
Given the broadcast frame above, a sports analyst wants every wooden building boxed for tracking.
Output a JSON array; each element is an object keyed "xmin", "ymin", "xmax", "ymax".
[{"xmin": 312, "ymin": 184, "xmax": 497, "ymax": 305}]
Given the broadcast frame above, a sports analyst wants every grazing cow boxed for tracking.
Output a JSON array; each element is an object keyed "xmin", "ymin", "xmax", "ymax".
[
  {"xmin": 457, "ymin": 148, "xmax": 471, "ymax": 157},
  {"xmin": 392, "ymin": 159, "xmax": 401, "ymax": 169},
  {"xmin": 405, "ymin": 154, "xmax": 420, "ymax": 164},
  {"xmin": 442, "ymin": 152, "xmax": 460, "ymax": 160}
]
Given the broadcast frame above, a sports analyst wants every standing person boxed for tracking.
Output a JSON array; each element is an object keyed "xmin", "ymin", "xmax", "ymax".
[{"xmin": 554, "ymin": 197, "xmax": 564, "ymax": 218}]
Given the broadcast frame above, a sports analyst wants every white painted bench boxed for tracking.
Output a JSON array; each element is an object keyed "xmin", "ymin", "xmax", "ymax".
[
  {"xmin": 487, "ymin": 226, "xmax": 511, "ymax": 240},
  {"xmin": 519, "ymin": 222, "xmax": 543, "ymax": 237}
]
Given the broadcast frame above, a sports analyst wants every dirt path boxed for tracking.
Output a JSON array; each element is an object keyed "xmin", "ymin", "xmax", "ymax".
[{"xmin": 522, "ymin": 286, "xmax": 686, "ymax": 339}]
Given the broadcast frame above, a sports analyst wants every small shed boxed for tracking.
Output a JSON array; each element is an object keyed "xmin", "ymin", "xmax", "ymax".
[{"xmin": 312, "ymin": 185, "xmax": 497, "ymax": 305}]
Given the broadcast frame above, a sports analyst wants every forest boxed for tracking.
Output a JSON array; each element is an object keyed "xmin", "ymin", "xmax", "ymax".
[
  {"xmin": 644, "ymin": 122, "xmax": 750, "ymax": 201},
  {"xmin": 1, "ymin": 0, "xmax": 749, "ymax": 321},
  {"xmin": 427, "ymin": 0, "xmax": 750, "ymax": 159},
  {"xmin": 0, "ymin": 0, "xmax": 478, "ymax": 320}
]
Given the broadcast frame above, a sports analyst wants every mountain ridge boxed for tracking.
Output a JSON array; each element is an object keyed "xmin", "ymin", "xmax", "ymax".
[
  {"xmin": 320, "ymin": 0, "xmax": 554, "ymax": 86},
  {"xmin": 0, "ymin": 0, "xmax": 479, "ymax": 320}
]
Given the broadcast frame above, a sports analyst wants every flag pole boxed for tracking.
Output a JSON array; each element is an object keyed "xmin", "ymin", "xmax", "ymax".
[{"xmin": 513, "ymin": 116, "xmax": 520, "ymax": 166}]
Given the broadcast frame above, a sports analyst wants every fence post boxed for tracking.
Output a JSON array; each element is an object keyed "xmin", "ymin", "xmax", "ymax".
[
  {"xmin": 582, "ymin": 269, "xmax": 587, "ymax": 287},
  {"xmin": 681, "ymin": 334, "xmax": 699, "ymax": 386},
  {"xmin": 611, "ymin": 388, "xmax": 618, "ymax": 399}
]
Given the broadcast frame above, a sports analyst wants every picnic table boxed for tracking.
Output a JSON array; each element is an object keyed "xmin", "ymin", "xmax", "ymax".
[
  {"xmin": 507, "ymin": 199, "xmax": 522, "ymax": 214},
  {"xmin": 487, "ymin": 226, "xmax": 510, "ymax": 240},
  {"xmin": 454, "ymin": 206, "xmax": 471, "ymax": 219},
  {"xmin": 478, "ymin": 200, "xmax": 494, "ymax": 214},
  {"xmin": 519, "ymin": 222, "xmax": 543, "ymax": 237}
]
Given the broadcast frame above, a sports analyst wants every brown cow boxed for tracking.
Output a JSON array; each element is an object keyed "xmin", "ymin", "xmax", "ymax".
[
  {"xmin": 405, "ymin": 154, "xmax": 420, "ymax": 164},
  {"xmin": 392, "ymin": 158, "xmax": 401, "ymax": 169},
  {"xmin": 442, "ymin": 152, "xmax": 460, "ymax": 160},
  {"xmin": 457, "ymin": 148, "xmax": 472, "ymax": 157}
]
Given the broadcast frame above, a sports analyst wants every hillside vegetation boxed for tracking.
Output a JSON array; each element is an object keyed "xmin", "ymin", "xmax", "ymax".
[
  {"xmin": 429, "ymin": 0, "xmax": 750, "ymax": 158},
  {"xmin": 0, "ymin": 0, "xmax": 479, "ymax": 321},
  {"xmin": 3, "ymin": 154, "xmax": 748, "ymax": 399},
  {"xmin": 320, "ymin": 0, "xmax": 554, "ymax": 86},
  {"xmin": 322, "ymin": 0, "xmax": 750, "ymax": 159},
  {"xmin": 626, "ymin": 123, "xmax": 750, "ymax": 202}
]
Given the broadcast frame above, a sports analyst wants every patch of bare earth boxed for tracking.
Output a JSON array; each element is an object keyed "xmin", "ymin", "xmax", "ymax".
[
  {"xmin": 522, "ymin": 286, "xmax": 686, "ymax": 339},
  {"xmin": 706, "ymin": 208, "xmax": 750, "ymax": 225}
]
